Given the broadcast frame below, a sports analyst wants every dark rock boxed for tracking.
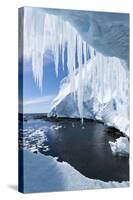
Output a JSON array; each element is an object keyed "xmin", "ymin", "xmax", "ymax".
[{"xmin": 105, "ymin": 126, "xmax": 125, "ymax": 139}]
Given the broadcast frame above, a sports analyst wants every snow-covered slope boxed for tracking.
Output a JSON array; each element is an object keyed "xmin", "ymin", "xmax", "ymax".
[{"xmin": 23, "ymin": 150, "xmax": 129, "ymax": 193}]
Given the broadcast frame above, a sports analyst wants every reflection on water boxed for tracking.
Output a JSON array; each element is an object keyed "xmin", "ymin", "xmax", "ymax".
[{"xmin": 19, "ymin": 115, "xmax": 129, "ymax": 182}]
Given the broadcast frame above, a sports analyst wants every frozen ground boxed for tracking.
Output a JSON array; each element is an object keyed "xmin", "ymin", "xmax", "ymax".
[{"xmin": 23, "ymin": 150, "xmax": 129, "ymax": 193}]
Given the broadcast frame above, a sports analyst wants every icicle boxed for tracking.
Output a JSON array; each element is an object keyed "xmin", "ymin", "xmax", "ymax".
[
  {"xmin": 77, "ymin": 36, "xmax": 84, "ymax": 123},
  {"xmin": 62, "ymin": 45, "xmax": 65, "ymax": 71},
  {"xmin": 24, "ymin": 8, "xmax": 45, "ymax": 91},
  {"xmin": 24, "ymin": 8, "xmax": 129, "ymax": 130}
]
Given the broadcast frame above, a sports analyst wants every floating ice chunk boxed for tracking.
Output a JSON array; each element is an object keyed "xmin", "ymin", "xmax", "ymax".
[
  {"xmin": 21, "ymin": 127, "xmax": 48, "ymax": 151},
  {"xmin": 51, "ymin": 125, "xmax": 62, "ymax": 130},
  {"xmin": 42, "ymin": 146, "xmax": 50, "ymax": 152},
  {"xmin": 40, "ymin": 126, "xmax": 49, "ymax": 132},
  {"xmin": 109, "ymin": 137, "xmax": 129, "ymax": 156},
  {"xmin": 54, "ymin": 125, "xmax": 62, "ymax": 130},
  {"xmin": 72, "ymin": 122, "xmax": 75, "ymax": 128},
  {"xmin": 23, "ymin": 129, "xmax": 29, "ymax": 134},
  {"xmin": 30, "ymin": 146, "xmax": 38, "ymax": 153}
]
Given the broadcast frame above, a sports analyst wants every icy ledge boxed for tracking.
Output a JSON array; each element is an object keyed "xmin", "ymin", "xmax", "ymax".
[
  {"xmin": 23, "ymin": 150, "xmax": 129, "ymax": 193},
  {"xmin": 109, "ymin": 137, "xmax": 129, "ymax": 157}
]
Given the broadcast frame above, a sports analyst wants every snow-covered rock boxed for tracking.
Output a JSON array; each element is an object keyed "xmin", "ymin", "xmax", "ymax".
[
  {"xmin": 109, "ymin": 137, "xmax": 129, "ymax": 156},
  {"xmin": 22, "ymin": 150, "xmax": 129, "ymax": 193}
]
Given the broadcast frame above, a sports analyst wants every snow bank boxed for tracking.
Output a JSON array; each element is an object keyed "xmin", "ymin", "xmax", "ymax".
[
  {"xmin": 23, "ymin": 150, "xmax": 129, "ymax": 193},
  {"xmin": 109, "ymin": 137, "xmax": 129, "ymax": 156}
]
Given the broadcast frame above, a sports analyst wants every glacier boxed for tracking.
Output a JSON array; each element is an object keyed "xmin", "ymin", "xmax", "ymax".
[
  {"xmin": 49, "ymin": 51, "xmax": 129, "ymax": 136},
  {"xmin": 23, "ymin": 7, "xmax": 129, "ymax": 137}
]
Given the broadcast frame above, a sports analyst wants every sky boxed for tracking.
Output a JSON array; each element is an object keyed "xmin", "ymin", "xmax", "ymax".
[
  {"xmin": 19, "ymin": 7, "xmax": 93, "ymax": 114},
  {"xmin": 19, "ymin": 7, "xmax": 85, "ymax": 114},
  {"xmin": 20, "ymin": 50, "xmax": 68, "ymax": 113}
]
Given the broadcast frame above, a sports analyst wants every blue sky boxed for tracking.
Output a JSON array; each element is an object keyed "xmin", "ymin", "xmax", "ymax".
[{"xmin": 21, "ymin": 50, "xmax": 68, "ymax": 113}]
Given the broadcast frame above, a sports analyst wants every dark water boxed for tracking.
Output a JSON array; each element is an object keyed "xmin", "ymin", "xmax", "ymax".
[{"xmin": 21, "ymin": 116, "xmax": 129, "ymax": 182}]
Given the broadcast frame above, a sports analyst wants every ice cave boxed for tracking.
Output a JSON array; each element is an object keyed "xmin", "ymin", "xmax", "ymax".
[
  {"xmin": 19, "ymin": 7, "xmax": 130, "ymax": 193},
  {"xmin": 23, "ymin": 7, "xmax": 129, "ymax": 137}
]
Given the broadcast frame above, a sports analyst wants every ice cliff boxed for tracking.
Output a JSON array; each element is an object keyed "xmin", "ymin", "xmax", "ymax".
[
  {"xmin": 23, "ymin": 7, "xmax": 129, "ymax": 136},
  {"xmin": 49, "ymin": 51, "xmax": 129, "ymax": 136}
]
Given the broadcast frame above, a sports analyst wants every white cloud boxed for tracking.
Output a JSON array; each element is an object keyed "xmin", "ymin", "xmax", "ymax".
[{"xmin": 24, "ymin": 95, "xmax": 56, "ymax": 106}]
